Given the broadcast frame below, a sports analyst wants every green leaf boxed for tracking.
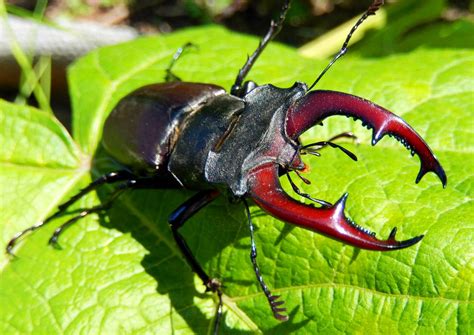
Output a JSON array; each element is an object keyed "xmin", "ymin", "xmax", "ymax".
[{"xmin": 1, "ymin": 26, "xmax": 472, "ymax": 334}]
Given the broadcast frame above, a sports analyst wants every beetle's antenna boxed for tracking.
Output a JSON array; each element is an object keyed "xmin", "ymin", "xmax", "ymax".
[
  {"xmin": 302, "ymin": 141, "xmax": 358, "ymax": 161},
  {"xmin": 243, "ymin": 199, "xmax": 288, "ymax": 321},
  {"xmin": 231, "ymin": 0, "xmax": 290, "ymax": 96},
  {"xmin": 307, "ymin": 0, "xmax": 383, "ymax": 92}
]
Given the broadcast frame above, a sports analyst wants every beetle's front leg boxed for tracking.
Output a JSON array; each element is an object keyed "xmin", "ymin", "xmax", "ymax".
[
  {"xmin": 168, "ymin": 189, "xmax": 222, "ymax": 332},
  {"xmin": 243, "ymin": 199, "xmax": 288, "ymax": 321}
]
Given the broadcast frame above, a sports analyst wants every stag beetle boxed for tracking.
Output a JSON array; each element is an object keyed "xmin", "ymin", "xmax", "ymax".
[{"xmin": 7, "ymin": 0, "xmax": 446, "ymax": 332}]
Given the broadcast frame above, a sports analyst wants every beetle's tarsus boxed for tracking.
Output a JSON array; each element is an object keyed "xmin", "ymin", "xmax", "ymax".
[
  {"xmin": 269, "ymin": 295, "xmax": 289, "ymax": 321},
  {"xmin": 49, "ymin": 237, "xmax": 63, "ymax": 250},
  {"xmin": 6, "ymin": 222, "xmax": 44, "ymax": 256},
  {"xmin": 368, "ymin": 0, "xmax": 384, "ymax": 15},
  {"xmin": 45, "ymin": 183, "xmax": 132, "ymax": 249},
  {"xmin": 5, "ymin": 170, "xmax": 135, "ymax": 256},
  {"xmin": 6, "ymin": 240, "xmax": 19, "ymax": 257},
  {"xmin": 165, "ymin": 42, "xmax": 197, "ymax": 83},
  {"xmin": 203, "ymin": 277, "xmax": 225, "ymax": 333},
  {"xmin": 47, "ymin": 213, "xmax": 83, "ymax": 247},
  {"xmin": 49, "ymin": 234, "xmax": 59, "ymax": 246},
  {"xmin": 205, "ymin": 278, "xmax": 223, "ymax": 293}
]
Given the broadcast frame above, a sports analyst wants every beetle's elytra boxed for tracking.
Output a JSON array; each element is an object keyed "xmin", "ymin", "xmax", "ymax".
[{"xmin": 7, "ymin": 0, "xmax": 446, "ymax": 332}]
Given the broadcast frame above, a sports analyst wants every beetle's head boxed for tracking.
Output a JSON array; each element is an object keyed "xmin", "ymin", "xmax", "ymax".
[{"xmin": 245, "ymin": 89, "xmax": 446, "ymax": 251}]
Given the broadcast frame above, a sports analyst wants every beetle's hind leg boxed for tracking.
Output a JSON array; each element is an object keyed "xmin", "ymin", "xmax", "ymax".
[
  {"xmin": 6, "ymin": 170, "xmax": 134, "ymax": 255},
  {"xmin": 48, "ymin": 180, "xmax": 136, "ymax": 248},
  {"xmin": 243, "ymin": 199, "xmax": 288, "ymax": 321},
  {"xmin": 165, "ymin": 42, "xmax": 197, "ymax": 82}
]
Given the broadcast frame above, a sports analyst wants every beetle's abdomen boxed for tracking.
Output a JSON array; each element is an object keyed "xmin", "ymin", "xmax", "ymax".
[{"xmin": 102, "ymin": 82, "xmax": 226, "ymax": 173}]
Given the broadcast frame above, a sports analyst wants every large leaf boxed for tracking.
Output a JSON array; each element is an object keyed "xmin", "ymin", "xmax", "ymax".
[{"xmin": 1, "ymin": 26, "xmax": 472, "ymax": 334}]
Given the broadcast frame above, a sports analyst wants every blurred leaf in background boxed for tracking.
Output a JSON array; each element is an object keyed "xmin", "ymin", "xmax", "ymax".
[{"xmin": 352, "ymin": 0, "xmax": 474, "ymax": 56}]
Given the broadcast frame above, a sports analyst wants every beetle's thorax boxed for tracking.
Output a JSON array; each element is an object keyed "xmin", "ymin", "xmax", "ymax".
[{"xmin": 169, "ymin": 82, "xmax": 307, "ymax": 195}]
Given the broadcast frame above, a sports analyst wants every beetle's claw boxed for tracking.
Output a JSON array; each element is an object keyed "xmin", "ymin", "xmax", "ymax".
[{"xmin": 48, "ymin": 235, "xmax": 63, "ymax": 250}]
